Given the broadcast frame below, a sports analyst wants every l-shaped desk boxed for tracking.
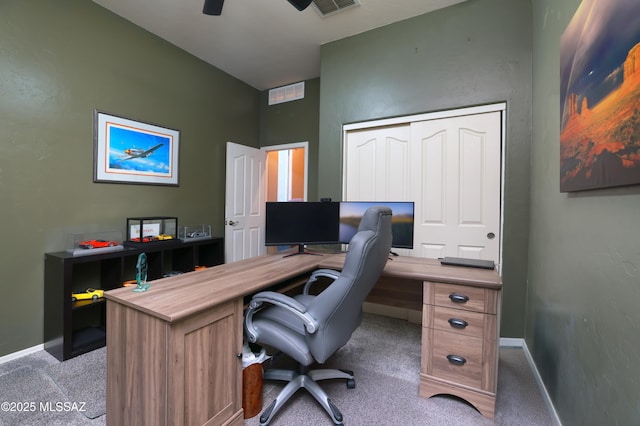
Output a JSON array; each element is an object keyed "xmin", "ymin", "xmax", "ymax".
[{"xmin": 105, "ymin": 252, "xmax": 502, "ymax": 426}]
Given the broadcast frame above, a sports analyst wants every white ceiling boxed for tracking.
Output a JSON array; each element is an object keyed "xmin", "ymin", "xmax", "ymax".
[{"xmin": 92, "ymin": 0, "xmax": 468, "ymax": 91}]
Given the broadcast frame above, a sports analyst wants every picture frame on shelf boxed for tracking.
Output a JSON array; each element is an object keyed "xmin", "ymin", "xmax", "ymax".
[
  {"xmin": 124, "ymin": 216, "xmax": 178, "ymax": 246},
  {"xmin": 93, "ymin": 110, "xmax": 180, "ymax": 186}
]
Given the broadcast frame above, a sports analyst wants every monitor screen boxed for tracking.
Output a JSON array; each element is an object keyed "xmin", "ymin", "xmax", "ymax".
[
  {"xmin": 265, "ymin": 202, "xmax": 340, "ymax": 247},
  {"xmin": 339, "ymin": 201, "xmax": 415, "ymax": 249}
]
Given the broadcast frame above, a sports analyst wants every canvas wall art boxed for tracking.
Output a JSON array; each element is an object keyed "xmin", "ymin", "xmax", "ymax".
[{"xmin": 560, "ymin": 0, "xmax": 640, "ymax": 192}]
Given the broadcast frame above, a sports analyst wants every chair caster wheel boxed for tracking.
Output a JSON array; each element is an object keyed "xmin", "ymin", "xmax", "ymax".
[{"xmin": 346, "ymin": 378, "xmax": 356, "ymax": 389}]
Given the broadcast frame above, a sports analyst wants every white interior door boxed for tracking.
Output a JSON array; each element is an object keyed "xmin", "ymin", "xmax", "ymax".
[
  {"xmin": 411, "ymin": 112, "xmax": 501, "ymax": 261},
  {"xmin": 343, "ymin": 109, "xmax": 502, "ymax": 263},
  {"xmin": 225, "ymin": 142, "xmax": 266, "ymax": 263}
]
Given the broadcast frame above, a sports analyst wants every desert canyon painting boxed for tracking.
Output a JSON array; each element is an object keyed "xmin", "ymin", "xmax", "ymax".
[{"xmin": 560, "ymin": 0, "xmax": 640, "ymax": 192}]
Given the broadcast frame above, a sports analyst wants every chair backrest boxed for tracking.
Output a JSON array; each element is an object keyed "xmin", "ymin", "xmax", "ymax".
[{"xmin": 306, "ymin": 206, "xmax": 393, "ymax": 363}]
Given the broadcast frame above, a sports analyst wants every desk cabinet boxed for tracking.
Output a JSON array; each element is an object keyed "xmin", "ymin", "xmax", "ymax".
[
  {"xmin": 106, "ymin": 298, "xmax": 244, "ymax": 426},
  {"xmin": 420, "ymin": 281, "xmax": 501, "ymax": 418},
  {"xmin": 105, "ymin": 253, "xmax": 330, "ymax": 426}
]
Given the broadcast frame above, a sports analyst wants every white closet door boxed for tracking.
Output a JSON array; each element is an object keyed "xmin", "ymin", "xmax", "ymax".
[
  {"xmin": 343, "ymin": 124, "xmax": 411, "ymax": 201},
  {"xmin": 410, "ymin": 112, "xmax": 501, "ymax": 261},
  {"xmin": 344, "ymin": 111, "xmax": 501, "ymax": 262}
]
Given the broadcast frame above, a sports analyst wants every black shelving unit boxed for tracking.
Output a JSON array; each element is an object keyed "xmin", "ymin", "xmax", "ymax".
[{"xmin": 44, "ymin": 237, "xmax": 224, "ymax": 361}]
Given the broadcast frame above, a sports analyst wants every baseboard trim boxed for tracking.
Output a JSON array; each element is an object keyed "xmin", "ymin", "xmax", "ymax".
[
  {"xmin": 499, "ymin": 337, "xmax": 524, "ymax": 347},
  {"xmin": 500, "ymin": 338, "xmax": 562, "ymax": 426},
  {"xmin": 0, "ymin": 344, "xmax": 44, "ymax": 366}
]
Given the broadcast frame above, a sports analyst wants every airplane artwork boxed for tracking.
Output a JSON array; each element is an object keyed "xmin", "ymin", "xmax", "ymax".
[
  {"xmin": 118, "ymin": 143, "xmax": 163, "ymax": 161},
  {"xmin": 96, "ymin": 111, "xmax": 179, "ymax": 185}
]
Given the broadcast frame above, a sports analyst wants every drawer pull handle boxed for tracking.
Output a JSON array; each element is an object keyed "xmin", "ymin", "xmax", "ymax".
[
  {"xmin": 448, "ymin": 318, "xmax": 468, "ymax": 329},
  {"xmin": 447, "ymin": 354, "xmax": 467, "ymax": 366},
  {"xmin": 449, "ymin": 293, "xmax": 469, "ymax": 303}
]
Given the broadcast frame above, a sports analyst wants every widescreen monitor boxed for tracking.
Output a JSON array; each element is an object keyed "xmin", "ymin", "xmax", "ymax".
[
  {"xmin": 265, "ymin": 202, "xmax": 340, "ymax": 255},
  {"xmin": 339, "ymin": 201, "xmax": 415, "ymax": 249}
]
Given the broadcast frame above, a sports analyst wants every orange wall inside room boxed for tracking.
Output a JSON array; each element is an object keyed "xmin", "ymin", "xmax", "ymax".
[{"xmin": 266, "ymin": 148, "xmax": 305, "ymax": 202}]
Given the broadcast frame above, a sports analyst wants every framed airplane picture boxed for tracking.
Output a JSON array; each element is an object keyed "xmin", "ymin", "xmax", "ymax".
[
  {"xmin": 560, "ymin": 0, "xmax": 640, "ymax": 192},
  {"xmin": 93, "ymin": 110, "xmax": 180, "ymax": 186}
]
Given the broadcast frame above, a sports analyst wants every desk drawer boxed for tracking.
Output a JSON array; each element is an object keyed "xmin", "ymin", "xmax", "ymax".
[
  {"xmin": 424, "ymin": 282, "xmax": 497, "ymax": 314},
  {"xmin": 425, "ymin": 329, "xmax": 484, "ymax": 389},
  {"xmin": 424, "ymin": 305, "xmax": 488, "ymax": 339}
]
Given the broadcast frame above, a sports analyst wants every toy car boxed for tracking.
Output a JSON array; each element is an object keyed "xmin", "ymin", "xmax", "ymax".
[
  {"xmin": 156, "ymin": 234, "xmax": 174, "ymax": 240},
  {"xmin": 187, "ymin": 231, "xmax": 207, "ymax": 238},
  {"xmin": 130, "ymin": 237, "xmax": 152, "ymax": 242},
  {"xmin": 79, "ymin": 239, "xmax": 118, "ymax": 249},
  {"xmin": 71, "ymin": 288, "xmax": 104, "ymax": 302},
  {"xmin": 122, "ymin": 279, "xmax": 138, "ymax": 287}
]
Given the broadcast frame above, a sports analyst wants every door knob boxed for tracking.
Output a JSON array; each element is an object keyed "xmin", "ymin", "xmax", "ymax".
[
  {"xmin": 227, "ymin": 220, "xmax": 238, "ymax": 226},
  {"xmin": 487, "ymin": 232, "xmax": 495, "ymax": 239}
]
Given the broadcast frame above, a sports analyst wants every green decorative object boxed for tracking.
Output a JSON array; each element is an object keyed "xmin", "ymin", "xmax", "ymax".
[{"xmin": 133, "ymin": 253, "xmax": 150, "ymax": 292}]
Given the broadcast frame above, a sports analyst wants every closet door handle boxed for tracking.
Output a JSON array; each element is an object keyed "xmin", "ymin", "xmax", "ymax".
[
  {"xmin": 449, "ymin": 293, "xmax": 469, "ymax": 304},
  {"xmin": 448, "ymin": 318, "xmax": 468, "ymax": 329}
]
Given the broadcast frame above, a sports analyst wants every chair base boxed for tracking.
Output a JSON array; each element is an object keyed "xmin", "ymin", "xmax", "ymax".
[{"xmin": 259, "ymin": 366, "xmax": 355, "ymax": 425}]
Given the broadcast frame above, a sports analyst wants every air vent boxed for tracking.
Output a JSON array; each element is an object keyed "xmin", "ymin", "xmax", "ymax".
[
  {"xmin": 312, "ymin": 0, "xmax": 360, "ymax": 17},
  {"xmin": 268, "ymin": 82, "xmax": 305, "ymax": 105}
]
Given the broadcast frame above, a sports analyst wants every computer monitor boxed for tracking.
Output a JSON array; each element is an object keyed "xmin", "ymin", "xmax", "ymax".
[
  {"xmin": 339, "ymin": 201, "xmax": 415, "ymax": 249},
  {"xmin": 265, "ymin": 201, "xmax": 340, "ymax": 255}
]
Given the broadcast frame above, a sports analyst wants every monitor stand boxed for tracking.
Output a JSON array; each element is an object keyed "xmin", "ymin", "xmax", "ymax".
[{"xmin": 283, "ymin": 244, "xmax": 322, "ymax": 258}]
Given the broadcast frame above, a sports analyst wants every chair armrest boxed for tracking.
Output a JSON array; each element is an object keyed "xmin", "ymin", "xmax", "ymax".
[
  {"xmin": 245, "ymin": 291, "xmax": 319, "ymax": 343},
  {"xmin": 302, "ymin": 269, "xmax": 341, "ymax": 295}
]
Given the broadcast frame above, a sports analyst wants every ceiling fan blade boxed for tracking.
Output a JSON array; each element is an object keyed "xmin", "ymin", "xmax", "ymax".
[
  {"xmin": 287, "ymin": 0, "xmax": 313, "ymax": 11},
  {"xmin": 203, "ymin": 0, "xmax": 224, "ymax": 15}
]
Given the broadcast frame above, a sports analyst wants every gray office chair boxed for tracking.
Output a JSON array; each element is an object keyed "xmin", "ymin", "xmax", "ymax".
[{"xmin": 244, "ymin": 206, "xmax": 392, "ymax": 425}]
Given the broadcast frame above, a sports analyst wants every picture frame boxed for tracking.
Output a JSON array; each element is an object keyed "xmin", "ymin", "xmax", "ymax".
[
  {"xmin": 93, "ymin": 110, "xmax": 180, "ymax": 186},
  {"xmin": 560, "ymin": 0, "xmax": 640, "ymax": 192}
]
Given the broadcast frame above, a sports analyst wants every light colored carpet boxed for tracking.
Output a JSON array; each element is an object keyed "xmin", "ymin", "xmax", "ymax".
[
  {"xmin": 0, "ymin": 313, "xmax": 553, "ymax": 426},
  {"xmin": 0, "ymin": 349, "xmax": 105, "ymax": 426},
  {"xmin": 44, "ymin": 347, "xmax": 106, "ymax": 419},
  {"xmin": 245, "ymin": 314, "xmax": 554, "ymax": 426}
]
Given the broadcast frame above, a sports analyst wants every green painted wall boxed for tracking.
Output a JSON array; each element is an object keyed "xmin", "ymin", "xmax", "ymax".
[
  {"xmin": 318, "ymin": 0, "xmax": 533, "ymax": 338},
  {"xmin": 0, "ymin": 0, "xmax": 259, "ymax": 356},
  {"xmin": 529, "ymin": 0, "xmax": 640, "ymax": 423},
  {"xmin": 5, "ymin": 1, "xmax": 636, "ymax": 421},
  {"xmin": 259, "ymin": 78, "xmax": 320, "ymax": 201}
]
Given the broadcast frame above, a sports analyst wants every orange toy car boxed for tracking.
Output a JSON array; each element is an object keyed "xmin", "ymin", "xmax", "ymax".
[{"xmin": 130, "ymin": 237, "xmax": 152, "ymax": 242}]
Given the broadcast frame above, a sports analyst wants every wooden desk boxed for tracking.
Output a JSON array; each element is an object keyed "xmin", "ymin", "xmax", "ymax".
[{"xmin": 105, "ymin": 253, "xmax": 501, "ymax": 425}]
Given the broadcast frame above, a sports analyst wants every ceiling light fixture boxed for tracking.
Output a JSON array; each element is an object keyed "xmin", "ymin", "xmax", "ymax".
[
  {"xmin": 287, "ymin": 0, "xmax": 313, "ymax": 11},
  {"xmin": 202, "ymin": 0, "xmax": 224, "ymax": 15},
  {"xmin": 203, "ymin": 0, "xmax": 313, "ymax": 16}
]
